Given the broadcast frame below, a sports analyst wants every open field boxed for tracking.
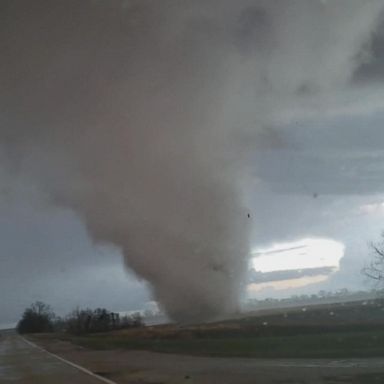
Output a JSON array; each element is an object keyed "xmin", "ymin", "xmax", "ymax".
[
  {"xmin": 25, "ymin": 334, "xmax": 384, "ymax": 384},
  {"xmin": 21, "ymin": 300, "xmax": 384, "ymax": 383},
  {"xmin": 31, "ymin": 299, "xmax": 384, "ymax": 359}
]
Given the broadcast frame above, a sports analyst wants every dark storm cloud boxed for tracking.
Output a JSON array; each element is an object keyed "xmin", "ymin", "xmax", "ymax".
[
  {"xmin": 1, "ymin": 0, "xmax": 384, "ymax": 324},
  {"xmin": 253, "ymin": 150, "xmax": 384, "ymax": 195},
  {"xmin": 250, "ymin": 112, "xmax": 384, "ymax": 196},
  {"xmin": 0, "ymin": 196, "xmax": 151, "ymax": 326},
  {"xmin": 354, "ymin": 16, "xmax": 384, "ymax": 83},
  {"xmin": 235, "ymin": 6, "xmax": 273, "ymax": 54}
]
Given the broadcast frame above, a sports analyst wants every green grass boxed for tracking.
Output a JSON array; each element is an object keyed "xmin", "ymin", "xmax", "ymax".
[
  {"xmin": 31, "ymin": 300, "xmax": 384, "ymax": 359},
  {"xmin": 62, "ymin": 329, "xmax": 384, "ymax": 358}
]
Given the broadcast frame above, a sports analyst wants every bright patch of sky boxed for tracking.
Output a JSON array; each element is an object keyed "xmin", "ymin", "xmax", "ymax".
[
  {"xmin": 248, "ymin": 275, "xmax": 329, "ymax": 295},
  {"xmin": 251, "ymin": 238, "xmax": 345, "ymax": 273}
]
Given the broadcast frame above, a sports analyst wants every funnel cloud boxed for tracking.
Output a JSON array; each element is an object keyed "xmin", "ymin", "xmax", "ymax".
[{"xmin": 0, "ymin": 0, "xmax": 383, "ymax": 321}]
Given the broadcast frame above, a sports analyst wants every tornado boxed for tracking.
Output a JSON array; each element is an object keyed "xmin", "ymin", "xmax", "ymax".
[{"xmin": 0, "ymin": 0, "xmax": 382, "ymax": 321}]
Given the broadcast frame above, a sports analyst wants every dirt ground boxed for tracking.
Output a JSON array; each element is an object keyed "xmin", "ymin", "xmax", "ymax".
[{"xmin": 30, "ymin": 336, "xmax": 384, "ymax": 384}]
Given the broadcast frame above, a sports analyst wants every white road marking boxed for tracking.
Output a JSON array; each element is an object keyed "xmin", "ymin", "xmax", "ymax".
[{"xmin": 19, "ymin": 335, "xmax": 118, "ymax": 384}]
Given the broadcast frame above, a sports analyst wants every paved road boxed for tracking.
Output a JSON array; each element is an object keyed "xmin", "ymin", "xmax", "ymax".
[
  {"xmin": 0, "ymin": 330, "xmax": 110, "ymax": 384},
  {"xmin": 32, "ymin": 335, "xmax": 384, "ymax": 384},
  {"xmin": 3, "ymin": 329, "xmax": 384, "ymax": 384}
]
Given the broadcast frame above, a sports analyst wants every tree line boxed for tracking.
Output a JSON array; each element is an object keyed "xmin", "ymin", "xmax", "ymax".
[{"xmin": 16, "ymin": 301, "xmax": 143, "ymax": 335}]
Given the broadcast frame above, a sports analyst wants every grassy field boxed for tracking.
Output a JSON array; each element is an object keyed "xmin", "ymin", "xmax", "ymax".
[
  {"xmin": 33, "ymin": 299, "xmax": 384, "ymax": 358},
  {"xmin": 63, "ymin": 330, "xmax": 384, "ymax": 358}
]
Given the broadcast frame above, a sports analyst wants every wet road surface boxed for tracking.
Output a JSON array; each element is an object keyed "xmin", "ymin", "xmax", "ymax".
[
  {"xmin": 30, "ymin": 334, "xmax": 384, "ymax": 384},
  {"xmin": 0, "ymin": 330, "xmax": 112, "ymax": 384},
  {"xmin": 3, "ymin": 329, "xmax": 384, "ymax": 383}
]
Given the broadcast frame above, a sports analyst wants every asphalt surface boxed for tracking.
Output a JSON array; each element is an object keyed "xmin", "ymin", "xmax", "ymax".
[
  {"xmin": 3, "ymin": 329, "xmax": 384, "ymax": 383},
  {"xmin": 0, "ymin": 330, "xmax": 110, "ymax": 384}
]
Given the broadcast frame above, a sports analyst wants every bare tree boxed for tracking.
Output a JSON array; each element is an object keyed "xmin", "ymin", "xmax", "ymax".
[
  {"xmin": 362, "ymin": 233, "xmax": 384, "ymax": 285},
  {"xmin": 17, "ymin": 301, "xmax": 55, "ymax": 334}
]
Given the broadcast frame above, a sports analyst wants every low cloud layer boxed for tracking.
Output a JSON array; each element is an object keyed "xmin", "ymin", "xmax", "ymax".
[{"xmin": 1, "ymin": 1, "xmax": 384, "ymax": 322}]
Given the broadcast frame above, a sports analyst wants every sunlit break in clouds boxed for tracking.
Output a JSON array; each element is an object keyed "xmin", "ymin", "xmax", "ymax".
[
  {"xmin": 252, "ymin": 238, "xmax": 345, "ymax": 273},
  {"xmin": 248, "ymin": 238, "xmax": 345, "ymax": 294}
]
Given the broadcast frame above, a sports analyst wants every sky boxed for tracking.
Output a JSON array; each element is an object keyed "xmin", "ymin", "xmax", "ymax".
[{"xmin": 2, "ymin": 0, "xmax": 384, "ymax": 327}]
